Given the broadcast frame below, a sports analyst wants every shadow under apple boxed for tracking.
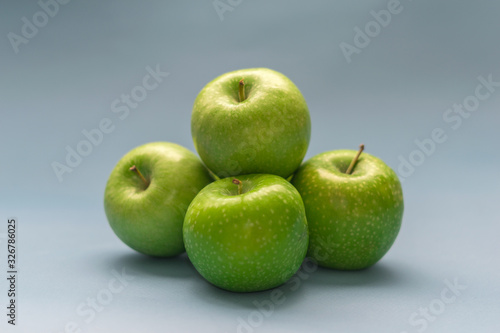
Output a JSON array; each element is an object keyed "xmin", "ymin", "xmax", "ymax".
[
  {"xmin": 191, "ymin": 262, "xmax": 317, "ymax": 311},
  {"xmin": 191, "ymin": 259, "xmax": 410, "ymax": 310},
  {"xmin": 310, "ymin": 262, "xmax": 400, "ymax": 287},
  {"xmin": 107, "ymin": 251, "xmax": 197, "ymax": 279},
  {"xmin": 307, "ymin": 259, "xmax": 425, "ymax": 291}
]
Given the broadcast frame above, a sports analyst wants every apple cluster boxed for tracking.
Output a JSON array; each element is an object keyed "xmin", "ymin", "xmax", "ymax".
[{"xmin": 104, "ymin": 68, "xmax": 404, "ymax": 293}]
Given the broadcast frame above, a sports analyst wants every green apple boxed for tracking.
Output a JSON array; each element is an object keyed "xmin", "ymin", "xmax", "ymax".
[
  {"xmin": 191, "ymin": 68, "xmax": 311, "ymax": 179},
  {"xmin": 183, "ymin": 174, "xmax": 308, "ymax": 292},
  {"xmin": 291, "ymin": 145, "xmax": 404, "ymax": 270},
  {"xmin": 104, "ymin": 142, "xmax": 212, "ymax": 257}
]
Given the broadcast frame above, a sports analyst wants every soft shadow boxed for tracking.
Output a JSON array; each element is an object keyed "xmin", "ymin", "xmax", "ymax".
[
  {"xmin": 308, "ymin": 261, "xmax": 411, "ymax": 288},
  {"xmin": 193, "ymin": 272, "xmax": 308, "ymax": 311},
  {"xmin": 106, "ymin": 252, "xmax": 197, "ymax": 279},
  {"xmin": 102, "ymin": 251, "xmax": 416, "ymax": 310},
  {"xmin": 194, "ymin": 282, "xmax": 306, "ymax": 311},
  {"xmin": 103, "ymin": 251, "xmax": 304, "ymax": 309}
]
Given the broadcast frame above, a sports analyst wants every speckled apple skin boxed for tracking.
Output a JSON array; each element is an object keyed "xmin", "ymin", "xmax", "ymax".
[
  {"xmin": 292, "ymin": 150, "xmax": 404, "ymax": 270},
  {"xmin": 104, "ymin": 142, "xmax": 212, "ymax": 257},
  {"xmin": 183, "ymin": 174, "xmax": 308, "ymax": 292},
  {"xmin": 191, "ymin": 68, "xmax": 311, "ymax": 179}
]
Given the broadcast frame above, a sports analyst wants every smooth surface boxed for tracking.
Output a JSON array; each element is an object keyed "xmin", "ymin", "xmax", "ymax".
[
  {"xmin": 192, "ymin": 67, "xmax": 311, "ymax": 178},
  {"xmin": 184, "ymin": 174, "xmax": 308, "ymax": 292},
  {"xmin": 104, "ymin": 142, "xmax": 212, "ymax": 257},
  {"xmin": 1, "ymin": 1, "xmax": 499, "ymax": 332},
  {"xmin": 292, "ymin": 150, "xmax": 404, "ymax": 269}
]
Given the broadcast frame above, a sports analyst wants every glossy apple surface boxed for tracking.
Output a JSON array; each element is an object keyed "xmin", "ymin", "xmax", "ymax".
[
  {"xmin": 292, "ymin": 149, "xmax": 404, "ymax": 270},
  {"xmin": 104, "ymin": 142, "xmax": 212, "ymax": 257},
  {"xmin": 191, "ymin": 68, "xmax": 311, "ymax": 179},
  {"xmin": 183, "ymin": 174, "xmax": 308, "ymax": 292}
]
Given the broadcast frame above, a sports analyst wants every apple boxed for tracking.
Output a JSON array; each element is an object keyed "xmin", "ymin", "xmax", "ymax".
[
  {"xmin": 291, "ymin": 145, "xmax": 404, "ymax": 270},
  {"xmin": 104, "ymin": 142, "xmax": 212, "ymax": 257},
  {"xmin": 191, "ymin": 68, "xmax": 311, "ymax": 179},
  {"xmin": 183, "ymin": 174, "xmax": 309, "ymax": 292}
]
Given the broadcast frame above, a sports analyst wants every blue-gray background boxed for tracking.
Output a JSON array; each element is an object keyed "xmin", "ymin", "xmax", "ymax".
[{"xmin": 1, "ymin": 1, "xmax": 499, "ymax": 332}]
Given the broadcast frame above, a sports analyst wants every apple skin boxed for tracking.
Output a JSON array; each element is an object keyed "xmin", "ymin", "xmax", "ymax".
[
  {"xmin": 291, "ymin": 150, "xmax": 404, "ymax": 270},
  {"xmin": 104, "ymin": 142, "xmax": 212, "ymax": 257},
  {"xmin": 183, "ymin": 174, "xmax": 309, "ymax": 292},
  {"xmin": 191, "ymin": 68, "xmax": 311, "ymax": 179}
]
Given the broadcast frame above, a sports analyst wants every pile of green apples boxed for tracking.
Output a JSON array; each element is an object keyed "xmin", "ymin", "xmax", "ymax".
[{"xmin": 104, "ymin": 68, "xmax": 404, "ymax": 293}]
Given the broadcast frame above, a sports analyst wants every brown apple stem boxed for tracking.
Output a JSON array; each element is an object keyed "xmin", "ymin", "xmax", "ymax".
[
  {"xmin": 232, "ymin": 178, "xmax": 243, "ymax": 195},
  {"xmin": 346, "ymin": 144, "xmax": 365, "ymax": 174},
  {"xmin": 130, "ymin": 165, "xmax": 149, "ymax": 186},
  {"xmin": 238, "ymin": 79, "xmax": 246, "ymax": 102}
]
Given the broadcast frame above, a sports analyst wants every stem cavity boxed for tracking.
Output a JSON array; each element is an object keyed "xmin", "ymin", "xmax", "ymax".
[
  {"xmin": 130, "ymin": 165, "xmax": 149, "ymax": 187},
  {"xmin": 346, "ymin": 144, "xmax": 365, "ymax": 175}
]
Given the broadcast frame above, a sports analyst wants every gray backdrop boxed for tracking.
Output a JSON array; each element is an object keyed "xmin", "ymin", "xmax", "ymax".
[{"xmin": 1, "ymin": 1, "xmax": 499, "ymax": 332}]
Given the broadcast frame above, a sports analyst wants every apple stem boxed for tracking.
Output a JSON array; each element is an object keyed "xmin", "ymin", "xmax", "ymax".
[
  {"xmin": 232, "ymin": 178, "xmax": 243, "ymax": 195},
  {"xmin": 130, "ymin": 165, "xmax": 149, "ymax": 187},
  {"xmin": 238, "ymin": 79, "xmax": 246, "ymax": 102},
  {"xmin": 346, "ymin": 144, "xmax": 365, "ymax": 175},
  {"xmin": 207, "ymin": 168, "xmax": 220, "ymax": 181}
]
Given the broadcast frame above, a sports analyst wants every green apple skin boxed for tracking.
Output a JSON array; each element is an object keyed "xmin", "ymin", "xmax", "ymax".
[
  {"xmin": 183, "ymin": 174, "xmax": 309, "ymax": 292},
  {"xmin": 191, "ymin": 68, "xmax": 311, "ymax": 179},
  {"xmin": 104, "ymin": 142, "xmax": 212, "ymax": 257},
  {"xmin": 291, "ymin": 150, "xmax": 404, "ymax": 270}
]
